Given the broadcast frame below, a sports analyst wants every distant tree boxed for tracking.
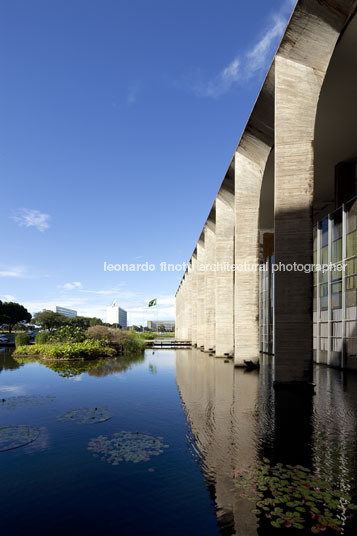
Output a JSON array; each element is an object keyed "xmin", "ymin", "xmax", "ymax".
[
  {"xmin": 0, "ymin": 301, "xmax": 32, "ymax": 333},
  {"xmin": 89, "ymin": 317, "xmax": 103, "ymax": 327},
  {"xmin": 158, "ymin": 324, "xmax": 166, "ymax": 332},
  {"xmin": 31, "ymin": 310, "xmax": 67, "ymax": 332},
  {"xmin": 67, "ymin": 316, "xmax": 91, "ymax": 329}
]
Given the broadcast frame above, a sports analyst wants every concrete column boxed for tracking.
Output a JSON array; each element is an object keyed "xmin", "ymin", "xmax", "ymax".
[
  {"xmin": 182, "ymin": 275, "xmax": 188, "ymax": 340},
  {"xmin": 204, "ymin": 221, "xmax": 216, "ymax": 351},
  {"xmin": 175, "ymin": 285, "xmax": 182, "ymax": 340},
  {"xmin": 234, "ymin": 144, "xmax": 271, "ymax": 366},
  {"xmin": 180, "ymin": 277, "xmax": 186, "ymax": 340},
  {"xmin": 191, "ymin": 254, "xmax": 198, "ymax": 346},
  {"xmin": 185, "ymin": 269, "xmax": 192, "ymax": 342},
  {"xmin": 196, "ymin": 236, "xmax": 205, "ymax": 349},
  {"xmin": 274, "ymin": 56, "xmax": 324, "ymax": 384},
  {"xmin": 272, "ymin": 0, "xmax": 356, "ymax": 387},
  {"xmin": 215, "ymin": 192, "xmax": 234, "ymax": 357}
]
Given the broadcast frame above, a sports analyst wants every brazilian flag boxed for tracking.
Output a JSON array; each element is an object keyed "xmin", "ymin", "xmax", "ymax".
[{"xmin": 148, "ymin": 299, "xmax": 157, "ymax": 307}]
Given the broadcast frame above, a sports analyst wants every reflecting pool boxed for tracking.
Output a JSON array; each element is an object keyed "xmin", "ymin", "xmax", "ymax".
[{"xmin": 1, "ymin": 347, "xmax": 357, "ymax": 535}]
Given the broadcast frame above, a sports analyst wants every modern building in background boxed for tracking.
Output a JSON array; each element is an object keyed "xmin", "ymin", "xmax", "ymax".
[
  {"xmin": 147, "ymin": 320, "xmax": 175, "ymax": 331},
  {"xmin": 176, "ymin": 0, "xmax": 357, "ymax": 380},
  {"xmin": 106, "ymin": 303, "xmax": 127, "ymax": 328},
  {"xmin": 53, "ymin": 306, "xmax": 77, "ymax": 318}
]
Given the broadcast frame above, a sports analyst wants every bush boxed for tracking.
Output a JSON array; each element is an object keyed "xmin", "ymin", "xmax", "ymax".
[
  {"xmin": 86, "ymin": 326, "xmax": 146, "ymax": 354},
  {"xmin": 15, "ymin": 333, "xmax": 30, "ymax": 346},
  {"xmin": 123, "ymin": 333, "xmax": 146, "ymax": 354},
  {"xmin": 35, "ymin": 332, "xmax": 51, "ymax": 344},
  {"xmin": 51, "ymin": 325, "xmax": 86, "ymax": 343},
  {"xmin": 137, "ymin": 332, "xmax": 156, "ymax": 340},
  {"xmin": 14, "ymin": 340, "xmax": 116, "ymax": 360}
]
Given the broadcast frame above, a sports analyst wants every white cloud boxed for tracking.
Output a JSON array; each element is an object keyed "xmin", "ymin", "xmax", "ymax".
[
  {"xmin": 22, "ymin": 298, "xmax": 88, "ymax": 316},
  {"xmin": 1, "ymin": 294, "xmax": 15, "ymax": 301},
  {"xmin": 79, "ymin": 285, "xmax": 129, "ymax": 297},
  {"xmin": 12, "ymin": 208, "xmax": 50, "ymax": 232},
  {"xmin": 244, "ymin": 15, "xmax": 287, "ymax": 77},
  {"xmin": 187, "ymin": 1, "xmax": 292, "ymax": 98},
  {"xmin": 0, "ymin": 266, "xmax": 27, "ymax": 278},
  {"xmin": 193, "ymin": 57, "xmax": 240, "ymax": 98},
  {"xmin": 60, "ymin": 282, "xmax": 82, "ymax": 290}
]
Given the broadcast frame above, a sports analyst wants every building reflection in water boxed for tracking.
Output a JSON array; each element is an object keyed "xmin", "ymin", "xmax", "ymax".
[{"xmin": 175, "ymin": 349, "xmax": 357, "ymax": 535}]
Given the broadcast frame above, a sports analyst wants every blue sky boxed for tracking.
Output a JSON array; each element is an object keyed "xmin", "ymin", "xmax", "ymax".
[{"xmin": 0, "ymin": 0, "xmax": 295, "ymax": 325}]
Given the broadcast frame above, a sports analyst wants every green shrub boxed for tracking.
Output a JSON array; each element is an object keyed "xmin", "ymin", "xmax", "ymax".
[
  {"xmin": 51, "ymin": 325, "xmax": 86, "ymax": 343},
  {"xmin": 137, "ymin": 332, "xmax": 156, "ymax": 340},
  {"xmin": 13, "ymin": 339, "xmax": 115, "ymax": 360},
  {"xmin": 123, "ymin": 333, "xmax": 146, "ymax": 354},
  {"xmin": 35, "ymin": 332, "xmax": 51, "ymax": 344},
  {"xmin": 15, "ymin": 333, "xmax": 30, "ymax": 346},
  {"xmin": 86, "ymin": 326, "xmax": 146, "ymax": 354}
]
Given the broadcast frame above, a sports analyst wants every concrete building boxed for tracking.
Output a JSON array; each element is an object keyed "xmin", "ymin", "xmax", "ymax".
[
  {"xmin": 53, "ymin": 306, "xmax": 77, "ymax": 318},
  {"xmin": 106, "ymin": 304, "xmax": 127, "ymax": 328},
  {"xmin": 175, "ymin": 0, "xmax": 357, "ymax": 383},
  {"xmin": 147, "ymin": 320, "xmax": 175, "ymax": 331}
]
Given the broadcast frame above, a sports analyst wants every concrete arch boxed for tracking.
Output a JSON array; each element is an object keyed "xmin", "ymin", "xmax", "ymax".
[
  {"xmin": 215, "ymin": 164, "xmax": 235, "ymax": 357},
  {"xmin": 234, "ymin": 66, "xmax": 275, "ymax": 366},
  {"xmin": 273, "ymin": 0, "xmax": 357, "ymax": 385}
]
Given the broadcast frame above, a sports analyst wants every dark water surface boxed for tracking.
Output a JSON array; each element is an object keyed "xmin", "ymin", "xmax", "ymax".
[{"xmin": 1, "ymin": 348, "xmax": 357, "ymax": 536}]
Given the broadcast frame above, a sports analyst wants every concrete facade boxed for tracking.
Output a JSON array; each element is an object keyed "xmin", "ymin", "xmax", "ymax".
[
  {"xmin": 204, "ymin": 218, "xmax": 216, "ymax": 351},
  {"xmin": 175, "ymin": 0, "xmax": 357, "ymax": 381},
  {"xmin": 215, "ymin": 188, "xmax": 234, "ymax": 357}
]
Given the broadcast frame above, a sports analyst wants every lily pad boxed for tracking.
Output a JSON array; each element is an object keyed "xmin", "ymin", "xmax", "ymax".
[
  {"xmin": 88, "ymin": 431, "xmax": 169, "ymax": 466},
  {"xmin": 0, "ymin": 395, "xmax": 55, "ymax": 410},
  {"xmin": 58, "ymin": 407, "xmax": 113, "ymax": 424},
  {"xmin": 0, "ymin": 425, "xmax": 41, "ymax": 451},
  {"xmin": 234, "ymin": 460, "xmax": 356, "ymax": 532}
]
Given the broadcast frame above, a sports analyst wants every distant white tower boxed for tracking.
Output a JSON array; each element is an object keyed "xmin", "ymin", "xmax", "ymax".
[{"xmin": 106, "ymin": 300, "xmax": 127, "ymax": 328}]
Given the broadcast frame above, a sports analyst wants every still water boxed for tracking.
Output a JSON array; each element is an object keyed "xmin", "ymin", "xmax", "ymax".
[{"xmin": 1, "ymin": 347, "xmax": 357, "ymax": 535}]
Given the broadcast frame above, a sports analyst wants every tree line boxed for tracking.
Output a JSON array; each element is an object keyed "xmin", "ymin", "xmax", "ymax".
[{"xmin": 0, "ymin": 300, "xmax": 104, "ymax": 333}]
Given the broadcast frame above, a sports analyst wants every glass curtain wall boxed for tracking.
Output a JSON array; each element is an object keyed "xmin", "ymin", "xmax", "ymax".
[{"xmin": 313, "ymin": 197, "xmax": 356, "ymax": 368}]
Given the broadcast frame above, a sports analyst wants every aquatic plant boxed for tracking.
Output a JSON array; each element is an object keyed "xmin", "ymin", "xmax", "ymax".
[
  {"xmin": 234, "ymin": 459, "xmax": 357, "ymax": 533},
  {"xmin": 0, "ymin": 425, "xmax": 41, "ymax": 451},
  {"xmin": 58, "ymin": 407, "xmax": 113, "ymax": 424},
  {"xmin": 0, "ymin": 394, "xmax": 55, "ymax": 410},
  {"xmin": 88, "ymin": 431, "xmax": 169, "ymax": 466},
  {"xmin": 14, "ymin": 339, "xmax": 116, "ymax": 360}
]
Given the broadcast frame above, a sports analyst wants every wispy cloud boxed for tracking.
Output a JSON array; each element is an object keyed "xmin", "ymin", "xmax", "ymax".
[
  {"xmin": 0, "ymin": 266, "xmax": 27, "ymax": 278},
  {"xmin": 12, "ymin": 209, "xmax": 50, "ymax": 232},
  {"xmin": 59, "ymin": 282, "xmax": 82, "ymax": 290},
  {"xmin": 1, "ymin": 294, "xmax": 15, "ymax": 301},
  {"xmin": 245, "ymin": 15, "xmax": 287, "ymax": 76},
  {"xmin": 186, "ymin": 1, "xmax": 292, "ymax": 98},
  {"xmin": 127, "ymin": 85, "xmax": 138, "ymax": 105},
  {"xmin": 193, "ymin": 58, "xmax": 240, "ymax": 98},
  {"xmin": 79, "ymin": 285, "xmax": 128, "ymax": 297}
]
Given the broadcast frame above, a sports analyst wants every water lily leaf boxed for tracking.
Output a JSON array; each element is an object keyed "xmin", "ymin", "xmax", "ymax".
[
  {"xmin": 88, "ymin": 431, "xmax": 169, "ymax": 466},
  {"xmin": 0, "ymin": 425, "xmax": 40, "ymax": 451},
  {"xmin": 58, "ymin": 407, "xmax": 113, "ymax": 424},
  {"xmin": 0, "ymin": 395, "xmax": 55, "ymax": 410}
]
